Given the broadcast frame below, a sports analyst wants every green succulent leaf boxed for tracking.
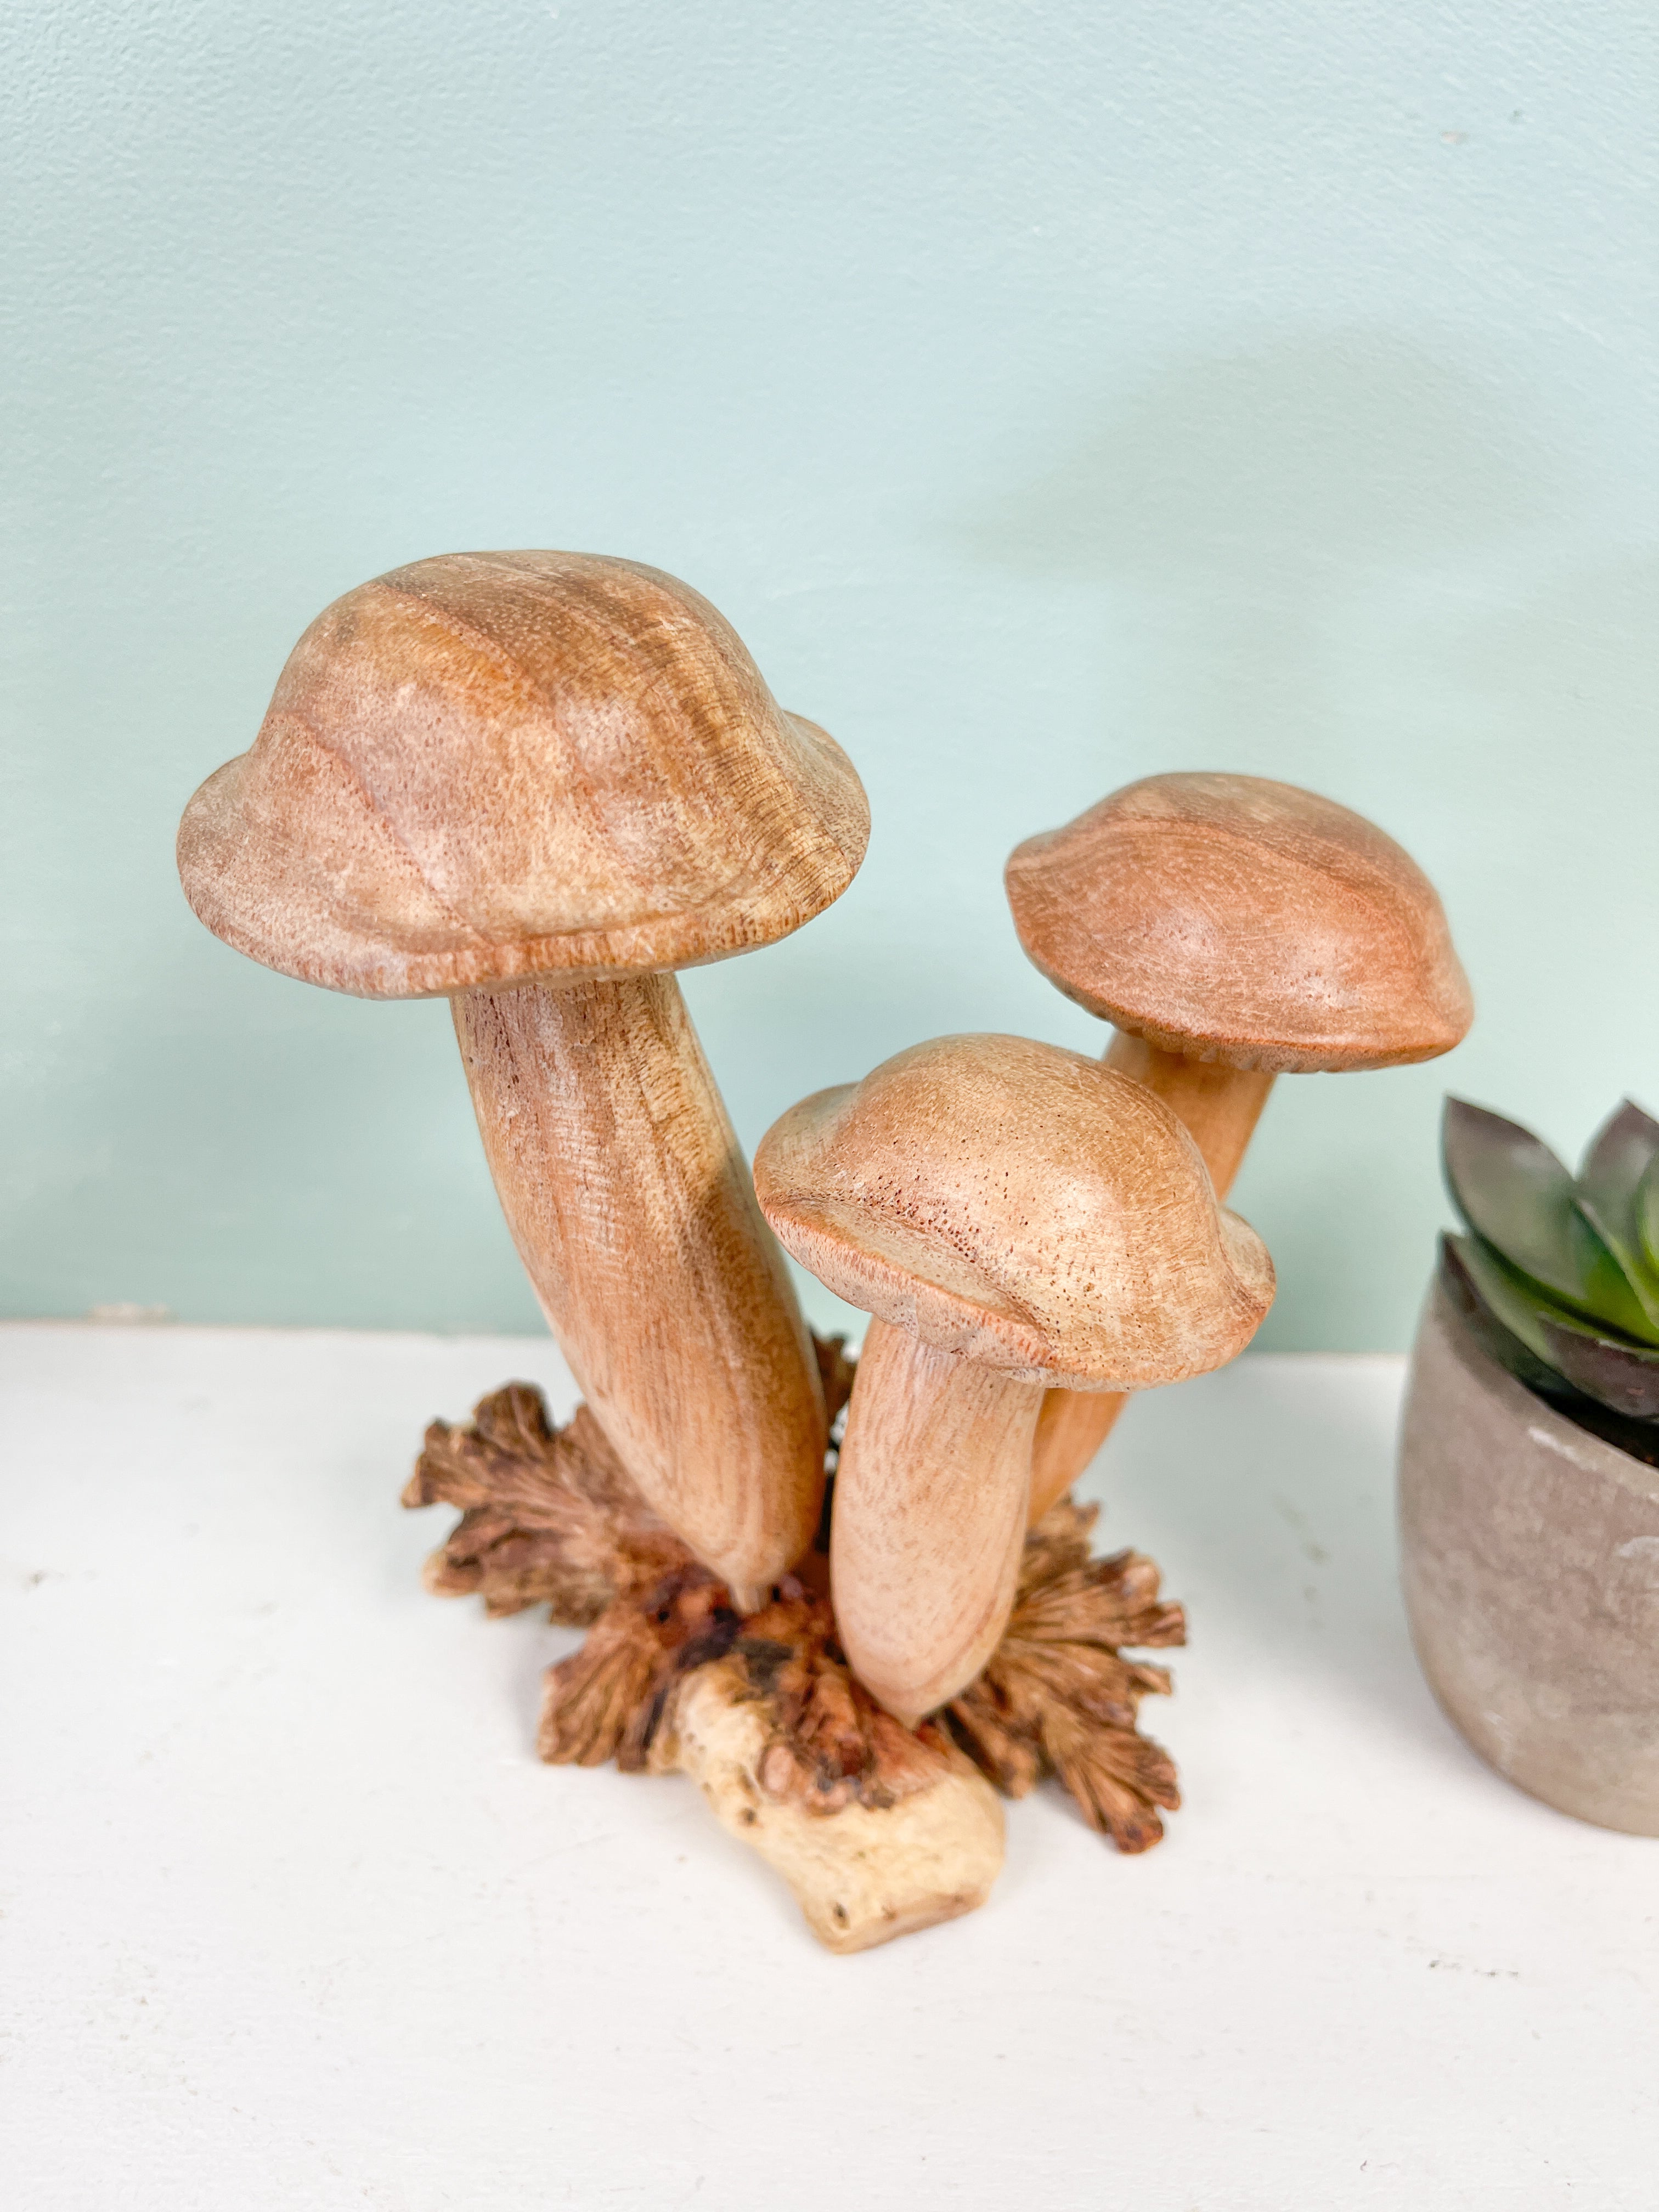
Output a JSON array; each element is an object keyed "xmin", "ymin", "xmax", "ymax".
[
  {"xmin": 1442, "ymin": 1098, "xmax": 1657, "ymax": 1344},
  {"xmin": 1575, "ymin": 1099, "xmax": 1659, "ymax": 1335},
  {"xmin": 1445, "ymin": 1227, "xmax": 1575, "ymax": 1367},
  {"xmin": 1639, "ymin": 1154, "xmax": 1659, "ymax": 1281},
  {"xmin": 1438, "ymin": 1235, "xmax": 1571, "ymax": 1401},
  {"xmin": 1536, "ymin": 1314, "xmax": 1659, "ymax": 1419},
  {"xmin": 1447, "ymin": 1232, "xmax": 1659, "ymax": 1420}
]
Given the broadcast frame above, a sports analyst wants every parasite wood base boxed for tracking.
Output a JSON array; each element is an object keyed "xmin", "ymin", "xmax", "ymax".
[{"xmin": 405, "ymin": 1338, "xmax": 1186, "ymax": 1952}]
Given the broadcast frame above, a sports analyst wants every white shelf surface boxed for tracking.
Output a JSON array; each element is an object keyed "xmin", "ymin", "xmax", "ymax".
[{"xmin": 2, "ymin": 1322, "xmax": 1652, "ymax": 2209}]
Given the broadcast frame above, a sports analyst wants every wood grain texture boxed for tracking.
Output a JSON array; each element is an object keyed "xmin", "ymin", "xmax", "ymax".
[
  {"xmin": 1005, "ymin": 771, "xmax": 1471, "ymax": 1074},
  {"xmin": 454, "ymin": 973, "xmax": 824, "ymax": 1608},
  {"xmin": 1028, "ymin": 1387, "xmax": 1130, "ymax": 1522},
  {"xmin": 1102, "ymin": 1034, "xmax": 1277, "ymax": 1195},
  {"xmin": 830, "ymin": 1319, "xmax": 1041, "ymax": 1725},
  {"xmin": 177, "ymin": 551, "xmax": 869, "ymax": 998},
  {"xmin": 1027, "ymin": 1039, "xmax": 1276, "ymax": 1519},
  {"xmin": 946, "ymin": 1496, "xmax": 1187, "ymax": 1854},
  {"xmin": 754, "ymin": 1034, "xmax": 1274, "ymax": 1392},
  {"xmin": 410, "ymin": 1368, "xmax": 1193, "ymax": 1938},
  {"xmin": 654, "ymin": 1657, "xmax": 1006, "ymax": 1954},
  {"xmin": 757, "ymin": 1033, "xmax": 1273, "ymax": 1719},
  {"xmin": 177, "ymin": 550, "xmax": 862, "ymax": 1605},
  {"xmin": 1011, "ymin": 773, "xmax": 1472, "ymax": 1516}
]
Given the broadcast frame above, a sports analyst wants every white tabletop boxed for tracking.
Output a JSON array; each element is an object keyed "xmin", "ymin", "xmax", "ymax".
[{"xmin": 2, "ymin": 1323, "xmax": 1651, "ymax": 2209}]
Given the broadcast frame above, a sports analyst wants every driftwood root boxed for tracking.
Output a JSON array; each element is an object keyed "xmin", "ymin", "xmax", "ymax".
[{"xmin": 408, "ymin": 1339, "xmax": 1186, "ymax": 1943}]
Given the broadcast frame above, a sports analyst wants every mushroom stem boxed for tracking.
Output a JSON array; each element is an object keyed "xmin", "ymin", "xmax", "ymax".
[
  {"xmin": 1028, "ymin": 1386, "xmax": 1131, "ymax": 1519},
  {"xmin": 1102, "ymin": 1034, "xmax": 1276, "ymax": 1197},
  {"xmin": 832, "ymin": 1319, "xmax": 1041, "ymax": 1728},
  {"xmin": 1026, "ymin": 1035, "xmax": 1277, "ymax": 1523},
  {"xmin": 453, "ymin": 972, "xmax": 826, "ymax": 1611}
]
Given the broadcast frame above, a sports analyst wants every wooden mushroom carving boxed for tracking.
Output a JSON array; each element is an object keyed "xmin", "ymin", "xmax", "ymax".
[
  {"xmin": 754, "ymin": 1034, "xmax": 1275, "ymax": 1725},
  {"xmin": 1006, "ymin": 771, "xmax": 1473, "ymax": 1519},
  {"xmin": 178, "ymin": 551, "xmax": 870, "ymax": 1607}
]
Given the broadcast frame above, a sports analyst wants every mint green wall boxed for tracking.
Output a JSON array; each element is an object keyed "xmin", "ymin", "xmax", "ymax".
[{"xmin": 5, "ymin": 3, "xmax": 1657, "ymax": 1348}]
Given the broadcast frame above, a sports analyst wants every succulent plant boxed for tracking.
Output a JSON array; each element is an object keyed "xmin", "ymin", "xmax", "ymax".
[{"xmin": 1440, "ymin": 1096, "xmax": 1659, "ymax": 1460}]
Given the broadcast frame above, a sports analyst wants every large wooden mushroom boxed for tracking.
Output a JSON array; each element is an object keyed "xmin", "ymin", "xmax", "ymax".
[
  {"xmin": 754, "ymin": 1034, "xmax": 1274, "ymax": 1725},
  {"xmin": 1006, "ymin": 772, "xmax": 1473, "ymax": 1518},
  {"xmin": 178, "ymin": 551, "xmax": 869, "ymax": 1607}
]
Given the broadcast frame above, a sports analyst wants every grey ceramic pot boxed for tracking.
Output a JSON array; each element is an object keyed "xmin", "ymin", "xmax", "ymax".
[{"xmin": 1399, "ymin": 1280, "xmax": 1659, "ymax": 1835}]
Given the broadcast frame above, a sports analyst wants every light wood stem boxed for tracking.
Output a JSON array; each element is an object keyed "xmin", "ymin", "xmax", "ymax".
[
  {"xmin": 1026, "ymin": 1035, "xmax": 1277, "ymax": 1523},
  {"xmin": 1100, "ymin": 1034, "xmax": 1276, "ymax": 1198},
  {"xmin": 453, "ymin": 972, "xmax": 826, "ymax": 1610},
  {"xmin": 833, "ymin": 1318, "xmax": 1040, "ymax": 1728}
]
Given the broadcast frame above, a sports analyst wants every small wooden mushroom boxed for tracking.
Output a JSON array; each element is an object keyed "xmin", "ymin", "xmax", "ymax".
[
  {"xmin": 1006, "ymin": 772, "xmax": 1472, "ymax": 1517},
  {"xmin": 754, "ymin": 1034, "xmax": 1274, "ymax": 1725},
  {"xmin": 178, "ymin": 551, "xmax": 870, "ymax": 1607}
]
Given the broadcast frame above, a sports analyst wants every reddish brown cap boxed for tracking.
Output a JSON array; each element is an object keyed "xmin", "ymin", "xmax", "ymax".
[
  {"xmin": 753, "ymin": 1033, "xmax": 1274, "ymax": 1391},
  {"xmin": 178, "ymin": 552, "xmax": 870, "ymax": 998},
  {"xmin": 1005, "ymin": 773, "xmax": 1472, "ymax": 1074}
]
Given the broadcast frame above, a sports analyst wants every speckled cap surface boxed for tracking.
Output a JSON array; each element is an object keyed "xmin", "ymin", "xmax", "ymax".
[
  {"xmin": 1006, "ymin": 772, "xmax": 1472, "ymax": 1073},
  {"xmin": 754, "ymin": 1032, "xmax": 1274, "ymax": 1390}
]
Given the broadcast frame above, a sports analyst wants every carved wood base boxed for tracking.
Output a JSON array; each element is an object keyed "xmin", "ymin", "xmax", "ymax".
[{"xmin": 404, "ymin": 1338, "xmax": 1187, "ymax": 1950}]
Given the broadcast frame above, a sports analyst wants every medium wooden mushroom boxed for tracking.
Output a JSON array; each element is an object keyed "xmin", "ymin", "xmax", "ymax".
[
  {"xmin": 1006, "ymin": 772, "xmax": 1473, "ymax": 1518},
  {"xmin": 178, "ymin": 551, "xmax": 869, "ymax": 1607},
  {"xmin": 753, "ymin": 1033, "xmax": 1274, "ymax": 1725}
]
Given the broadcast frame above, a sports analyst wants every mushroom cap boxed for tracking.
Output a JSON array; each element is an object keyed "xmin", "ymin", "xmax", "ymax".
[
  {"xmin": 753, "ymin": 1033, "xmax": 1274, "ymax": 1390},
  {"xmin": 1005, "ymin": 772, "xmax": 1472, "ymax": 1074},
  {"xmin": 177, "ymin": 552, "xmax": 870, "ymax": 998}
]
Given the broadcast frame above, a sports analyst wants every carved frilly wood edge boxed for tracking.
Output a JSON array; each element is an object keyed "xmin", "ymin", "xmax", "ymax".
[{"xmin": 404, "ymin": 1338, "xmax": 1186, "ymax": 1952}]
